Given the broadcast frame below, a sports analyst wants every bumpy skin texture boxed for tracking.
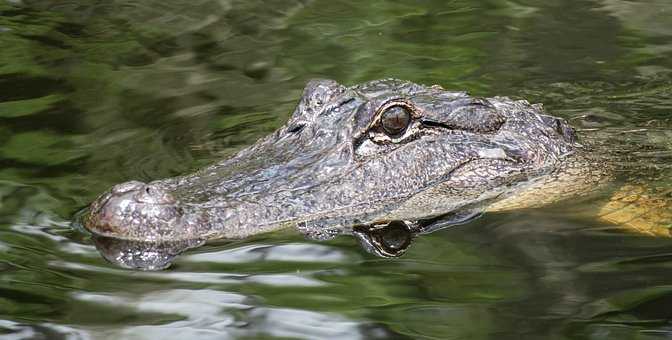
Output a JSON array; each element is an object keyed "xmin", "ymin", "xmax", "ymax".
[{"xmin": 84, "ymin": 79, "xmax": 591, "ymax": 243}]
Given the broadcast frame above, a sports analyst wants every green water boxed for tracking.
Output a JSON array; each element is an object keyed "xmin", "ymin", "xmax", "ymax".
[{"xmin": 2, "ymin": 0, "xmax": 672, "ymax": 338}]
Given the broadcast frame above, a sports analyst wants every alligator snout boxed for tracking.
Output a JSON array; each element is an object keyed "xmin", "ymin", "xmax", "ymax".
[{"xmin": 84, "ymin": 181, "xmax": 183, "ymax": 241}]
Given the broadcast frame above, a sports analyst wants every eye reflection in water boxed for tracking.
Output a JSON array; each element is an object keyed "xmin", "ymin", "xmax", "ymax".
[{"xmin": 353, "ymin": 221, "xmax": 415, "ymax": 258}]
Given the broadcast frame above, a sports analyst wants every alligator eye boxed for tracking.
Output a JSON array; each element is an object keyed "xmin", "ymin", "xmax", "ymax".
[{"xmin": 381, "ymin": 105, "xmax": 411, "ymax": 136}]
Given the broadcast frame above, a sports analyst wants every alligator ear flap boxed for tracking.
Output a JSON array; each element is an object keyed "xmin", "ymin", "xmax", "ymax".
[
  {"xmin": 556, "ymin": 120, "xmax": 578, "ymax": 143},
  {"xmin": 539, "ymin": 114, "xmax": 578, "ymax": 143}
]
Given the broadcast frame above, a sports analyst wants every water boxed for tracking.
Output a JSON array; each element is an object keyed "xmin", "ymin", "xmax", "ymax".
[{"xmin": 1, "ymin": 0, "xmax": 672, "ymax": 338}]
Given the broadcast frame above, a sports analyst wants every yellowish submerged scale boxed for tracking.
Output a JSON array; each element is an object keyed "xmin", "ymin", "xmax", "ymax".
[
  {"xmin": 488, "ymin": 146, "xmax": 672, "ymax": 238},
  {"xmin": 599, "ymin": 185, "xmax": 672, "ymax": 237}
]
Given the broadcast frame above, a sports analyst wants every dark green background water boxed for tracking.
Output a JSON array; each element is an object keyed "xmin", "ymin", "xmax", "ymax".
[{"xmin": 1, "ymin": 0, "xmax": 672, "ymax": 338}]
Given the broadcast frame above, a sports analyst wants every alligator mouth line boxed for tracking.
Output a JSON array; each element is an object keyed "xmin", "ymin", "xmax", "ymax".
[
  {"xmin": 82, "ymin": 153, "xmax": 522, "ymax": 241},
  {"xmin": 206, "ymin": 156, "xmax": 520, "ymax": 234}
]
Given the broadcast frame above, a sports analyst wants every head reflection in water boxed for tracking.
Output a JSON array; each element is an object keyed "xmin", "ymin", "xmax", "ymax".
[
  {"xmin": 92, "ymin": 223, "xmax": 416, "ymax": 270},
  {"xmin": 91, "ymin": 237, "xmax": 205, "ymax": 270}
]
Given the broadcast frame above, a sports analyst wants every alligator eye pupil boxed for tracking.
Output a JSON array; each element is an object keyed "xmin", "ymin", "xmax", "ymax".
[{"xmin": 381, "ymin": 106, "xmax": 411, "ymax": 136}]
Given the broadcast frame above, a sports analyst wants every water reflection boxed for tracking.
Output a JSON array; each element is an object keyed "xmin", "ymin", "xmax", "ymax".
[
  {"xmin": 90, "ymin": 220, "xmax": 417, "ymax": 270},
  {"xmin": 353, "ymin": 221, "xmax": 415, "ymax": 258},
  {"xmin": 91, "ymin": 236, "xmax": 205, "ymax": 270},
  {"xmin": 72, "ymin": 289, "xmax": 389, "ymax": 339},
  {"xmin": 73, "ymin": 289, "xmax": 248, "ymax": 338},
  {"xmin": 2, "ymin": 0, "xmax": 672, "ymax": 338},
  {"xmin": 185, "ymin": 242, "xmax": 349, "ymax": 263}
]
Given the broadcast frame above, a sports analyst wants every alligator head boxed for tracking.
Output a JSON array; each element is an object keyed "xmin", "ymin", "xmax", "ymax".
[{"xmin": 83, "ymin": 79, "xmax": 579, "ymax": 266}]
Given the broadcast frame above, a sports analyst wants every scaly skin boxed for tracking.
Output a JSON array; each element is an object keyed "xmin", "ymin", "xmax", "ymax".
[{"xmin": 84, "ymin": 78, "xmax": 600, "ymax": 249}]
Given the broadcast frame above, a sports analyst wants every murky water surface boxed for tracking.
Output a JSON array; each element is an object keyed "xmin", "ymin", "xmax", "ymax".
[{"xmin": 1, "ymin": 0, "xmax": 672, "ymax": 338}]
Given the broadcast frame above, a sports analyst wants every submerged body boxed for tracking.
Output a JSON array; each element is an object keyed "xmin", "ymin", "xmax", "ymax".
[{"xmin": 82, "ymin": 79, "xmax": 665, "ymax": 267}]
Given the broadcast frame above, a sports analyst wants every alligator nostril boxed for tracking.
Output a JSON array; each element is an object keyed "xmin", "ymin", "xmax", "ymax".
[{"xmin": 135, "ymin": 184, "xmax": 176, "ymax": 205}]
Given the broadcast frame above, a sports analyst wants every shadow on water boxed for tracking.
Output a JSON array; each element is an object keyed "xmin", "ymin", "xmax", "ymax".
[{"xmin": 2, "ymin": 0, "xmax": 672, "ymax": 338}]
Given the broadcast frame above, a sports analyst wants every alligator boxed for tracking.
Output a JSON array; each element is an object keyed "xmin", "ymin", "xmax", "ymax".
[{"xmin": 81, "ymin": 79, "xmax": 672, "ymax": 269}]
